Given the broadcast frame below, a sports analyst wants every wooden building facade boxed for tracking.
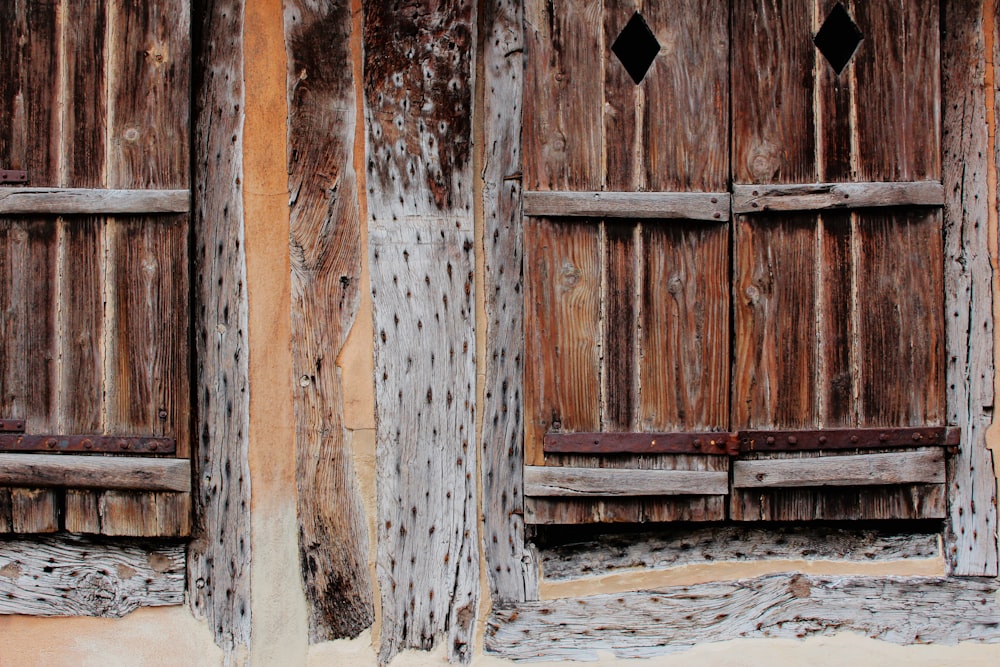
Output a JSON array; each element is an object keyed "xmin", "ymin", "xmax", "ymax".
[{"xmin": 1, "ymin": 0, "xmax": 998, "ymax": 664}]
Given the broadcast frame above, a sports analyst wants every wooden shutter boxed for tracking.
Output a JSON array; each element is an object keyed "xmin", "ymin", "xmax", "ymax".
[
  {"xmin": 730, "ymin": 0, "xmax": 947, "ymax": 520},
  {"xmin": 523, "ymin": 0, "xmax": 951, "ymax": 524},
  {"xmin": 523, "ymin": 0, "xmax": 732, "ymax": 523},
  {"xmin": 0, "ymin": 2, "xmax": 191, "ymax": 536}
]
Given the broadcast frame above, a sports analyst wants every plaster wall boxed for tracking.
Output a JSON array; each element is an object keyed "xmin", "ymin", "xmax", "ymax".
[{"xmin": 0, "ymin": 1, "xmax": 998, "ymax": 665}]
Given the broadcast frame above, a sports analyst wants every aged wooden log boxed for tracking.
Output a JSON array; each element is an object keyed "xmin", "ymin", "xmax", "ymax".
[
  {"xmin": 480, "ymin": 0, "xmax": 539, "ymax": 605},
  {"xmin": 0, "ymin": 535, "xmax": 184, "ymax": 617},
  {"xmin": 942, "ymin": 0, "xmax": 998, "ymax": 576},
  {"xmin": 523, "ymin": 191, "xmax": 730, "ymax": 221},
  {"xmin": 0, "ymin": 454, "xmax": 190, "ymax": 491},
  {"xmin": 0, "ymin": 188, "xmax": 190, "ymax": 215},
  {"xmin": 187, "ymin": 0, "xmax": 252, "ymax": 657},
  {"xmin": 364, "ymin": 0, "xmax": 479, "ymax": 661},
  {"xmin": 732, "ymin": 181, "xmax": 944, "ymax": 213},
  {"xmin": 486, "ymin": 575, "xmax": 1000, "ymax": 660},
  {"xmin": 284, "ymin": 0, "xmax": 374, "ymax": 641},
  {"xmin": 525, "ymin": 465, "xmax": 729, "ymax": 497},
  {"xmin": 732, "ymin": 449, "xmax": 946, "ymax": 488},
  {"xmin": 537, "ymin": 525, "xmax": 941, "ymax": 581}
]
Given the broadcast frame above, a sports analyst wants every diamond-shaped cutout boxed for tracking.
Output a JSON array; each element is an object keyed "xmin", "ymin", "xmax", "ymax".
[
  {"xmin": 814, "ymin": 2, "xmax": 863, "ymax": 75},
  {"xmin": 611, "ymin": 12, "xmax": 661, "ymax": 85}
]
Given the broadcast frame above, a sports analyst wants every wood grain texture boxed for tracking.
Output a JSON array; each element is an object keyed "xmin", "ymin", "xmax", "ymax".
[
  {"xmin": 480, "ymin": 0, "xmax": 539, "ymax": 605},
  {"xmin": 0, "ymin": 188, "xmax": 190, "ymax": 214},
  {"xmin": 0, "ymin": 535, "xmax": 184, "ymax": 616},
  {"xmin": 523, "ymin": 192, "xmax": 729, "ymax": 220},
  {"xmin": 943, "ymin": 0, "xmax": 998, "ymax": 575},
  {"xmin": 537, "ymin": 526, "xmax": 941, "ymax": 581},
  {"xmin": 525, "ymin": 466, "xmax": 729, "ymax": 497},
  {"xmin": 187, "ymin": 0, "xmax": 252, "ymax": 656},
  {"xmin": 0, "ymin": 454, "xmax": 190, "ymax": 491},
  {"xmin": 732, "ymin": 182, "xmax": 945, "ymax": 213},
  {"xmin": 732, "ymin": 449, "xmax": 945, "ymax": 488},
  {"xmin": 284, "ymin": 0, "xmax": 373, "ymax": 641},
  {"xmin": 486, "ymin": 575, "xmax": 1000, "ymax": 660}
]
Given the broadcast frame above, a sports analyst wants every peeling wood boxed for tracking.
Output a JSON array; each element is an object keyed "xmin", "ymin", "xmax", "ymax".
[
  {"xmin": 0, "ymin": 535, "xmax": 184, "ymax": 617},
  {"xmin": 284, "ymin": 0, "xmax": 373, "ymax": 641},
  {"xmin": 187, "ymin": 0, "xmax": 252, "ymax": 657},
  {"xmin": 486, "ymin": 575, "xmax": 1000, "ymax": 661}
]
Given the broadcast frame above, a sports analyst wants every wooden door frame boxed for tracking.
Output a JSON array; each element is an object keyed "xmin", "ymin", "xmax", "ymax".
[{"xmin": 479, "ymin": 0, "xmax": 998, "ymax": 643}]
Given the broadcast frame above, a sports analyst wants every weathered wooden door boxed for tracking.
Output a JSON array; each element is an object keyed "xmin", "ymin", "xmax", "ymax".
[
  {"xmin": 0, "ymin": 1, "xmax": 191, "ymax": 536},
  {"xmin": 523, "ymin": 0, "xmax": 948, "ymax": 524}
]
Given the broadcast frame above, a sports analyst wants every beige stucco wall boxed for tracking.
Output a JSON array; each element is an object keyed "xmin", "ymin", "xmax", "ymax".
[{"xmin": 1, "ymin": 1, "xmax": 998, "ymax": 665}]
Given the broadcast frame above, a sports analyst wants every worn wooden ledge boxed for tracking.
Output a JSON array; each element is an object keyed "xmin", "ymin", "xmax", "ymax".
[
  {"xmin": 524, "ymin": 191, "xmax": 731, "ymax": 221},
  {"xmin": 525, "ymin": 466, "xmax": 729, "ymax": 497},
  {"xmin": 535, "ymin": 525, "xmax": 942, "ymax": 581},
  {"xmin": 732, "ymin": 181, "xmax": 944, "ymax": 213},
  {"xmin": 732, "ymin": 449, "xmax": 946, "ymax": 488},
  {"xmin": 0, "ymin": 188, "xmax": 190, "ymax": 214},
  {"xmin": 486, "ymin": 574, "xmax": 1000, "ymax": 660},
  {"xmin": 0, "ymin": 535, "xmax": 185, "ymax": 616},
  {"xmin": 0, "ymin": 454, "xmax": 190, "ymax": 492}
]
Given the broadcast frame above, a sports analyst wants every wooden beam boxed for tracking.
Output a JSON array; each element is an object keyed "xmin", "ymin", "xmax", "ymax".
[
  {"xmin": 188, "ymin": 0, "xmax": 252, "ymax": 657},
  {"xmin": 732, "ymin": 181, "xmax": 944, "ymax": 213},
  {"xmin": 943, "ymin": 0, "xmax": 998, "ymax": 575},
  {"xmin": 525, "ymin": 466, "xmax": 729, "ymax": 497},
  {"xmin": 486, "ymin": 575, "xmax": 1000, "ymax": 661},
  {"xmin": 0, "ymin": 188, "xmax": 190, "ymax": 214},
  {"xmin": 480, "ymin": 0, "xmax": 539, "ymax": 605},
  {"xmin": 0, "ymin": 454, "xmax": 190, "ymax": 491},
  {"xmin": 732, "ymin": 449, "xmax": 946, "ymax": 488},
  {"xmin": 284, "ymin": 0, "xmax": 373, "ymax": 642},
  {"xmin": 0, "ymin": 535, "xmax": 185, "ymax": 617},
  {"xmin": 524, "ymin": 191, "xmax": 730, "ymax": 221}
]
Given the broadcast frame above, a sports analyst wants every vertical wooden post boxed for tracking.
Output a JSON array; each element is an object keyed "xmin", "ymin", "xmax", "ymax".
[{"xmin": 363, "ymin": 0, "xmax": 480, "ymax": 662}]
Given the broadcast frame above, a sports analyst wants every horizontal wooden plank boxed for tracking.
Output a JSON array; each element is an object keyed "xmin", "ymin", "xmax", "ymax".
[
  {"xmin": 537, "ymin": 525, "xmax": 941, "ymax": 581},
  {"xmin": 0, "ymin": 535, "xmax": 185, "ymax": 616},
  {"xmin": 733, "ymin": 449, "xmax": 945, "ymax": 488},
  {"xmin": 525, "ymin": 465, "xmax": 729, "ymax": 497},
  {"xmin": 739, "ymin": 427, "xmax": 959, "ymax": 452},
  {"xmin": 523, "ymin": 191, "xmax": 730, "ymax": 221},
  {"xmin": 732, "ymin": 181, "xmax": 944, "ymax": 213},
  {"xmin": 0, "ymin": 188, "xmax": 190, "ymax": 214},
  {"xmin": 486, "ymin": 575, "xmax": 1000, "ymax": 661},
  {"xmin": 0, "ymin": 434, "xmax": 174, "ymax": 454},
  {"xmin": 544, "ymin": 432, "xmax": 736, "ymax": 455},
  {"xmin": 0, "ymin": 454, "xmax": 190, "ymax": 492}
]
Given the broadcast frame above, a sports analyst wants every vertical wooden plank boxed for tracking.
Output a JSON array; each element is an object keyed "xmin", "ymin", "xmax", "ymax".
[
  {"xmin": 364, "ymin": 0, "xmax": 479, "ymax": 661},
  {"xmin": 284, "ymin": 0, "xmax": 374, "ymax": 641},
  {"xmin": 603, "ymin": 0, "xmax": 642, "ymax": 192},
  {"xmin": 63, "ymin": 1, "xmax": 107, "ymax": 189},
  {"xmin": 524, "ymin": 219, "xmax": 602, "ymax": 464},
  {"xmin": 731, "ymin": 0, "xmax": 815, "ymax": 185},
  {"xmin": 817, "ymin": 214, "xmax": 854, "ymax": 427},
  {"xmin": 523, "ymin": 0, "xmax": 603, "ymax": 190},
  {"xmin": 188, "ymin": 0, "xmax": 252, "ymax": 657},
  {"xmin": 481, "ymin": 0, "xmax": 539, "ymax": 604},
  {"xmin": 602, "ymin": 223, "xmax": 637, "ymax": 431},
  {"xmin": 815, "ymin": 0, "xmax": 852, "ymax": 183},
  {"xmin": 643, "ymin": 0, "xmax": 729, "ymax": 192},
  {"xmin": 942, "ymin": 0, "xmax": 997, "ymax": 575}
]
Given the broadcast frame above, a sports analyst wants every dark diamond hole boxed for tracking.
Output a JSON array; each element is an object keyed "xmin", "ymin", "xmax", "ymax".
[
  {"xmin": 814, "ymin": 2, "xmax": 863, "ymax": 75},
  {"xmin": 611, "ymin": 12, "xmax": 661, "ymax": 85}
]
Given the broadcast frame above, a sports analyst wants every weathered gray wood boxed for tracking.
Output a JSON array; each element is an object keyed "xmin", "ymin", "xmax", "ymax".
[
  {"xmin": 523, "ymin": 191, "xmax": 730, "ymax": 221},
  {"xmin": 732, "ymin": 449, "xmax": 945, "ymax": 488},
  {"xmin": 0, "ymin": 188, "xmax": 189, "ymax": 215},
  {"xmin": 525, "ymin": 465, "xmax": 729, "ymax": 497},
  {"xmin": 537, "ymin": 526, "xmax": 941, "ymax": 581},
  {"xmin": 481, "ymin": 0, "xmax": 538, "ymax": 605},
  {"xmin": 732, "ymin": 181, "xmax": 944, "ymax": 213},
  {"xmin": 0, "ymin": 535, "xmax": 184, "ymax": 616},
  {"xmin": 486, "ymin": 575, "xmax": 1000, "ymax": 661},
  {"xmin": 0, "ymin": 454, "xmax": 190, "ymax": 492},
  {"xmin": 187, "ymin": 0, "xmax": 252, "ymax": 657},
  {"xmin": 284, "ymin": 0, "xmax": 374, "ymax": 641},
  {"xmin": 943, "ymin": 0, "xmax": 998, "ymax": 575}
]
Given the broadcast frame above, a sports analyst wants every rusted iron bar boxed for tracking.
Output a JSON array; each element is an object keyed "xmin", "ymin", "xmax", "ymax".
[{"xmin": 0, "ymin": 434, "xmax": 175, "ymax": 454}]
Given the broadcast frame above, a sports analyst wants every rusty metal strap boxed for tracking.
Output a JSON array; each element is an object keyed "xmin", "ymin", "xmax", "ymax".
[
  {"xmin": 0, "ymin": 434, "xmax": 175, "ymax": 454},
  {"xmin": 0, "ymin": 419, "xmax": 26, "ymax": 433},
  {"xmin": 544, "ymin": 427, "xmax": 959, "ymax": 456}
]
